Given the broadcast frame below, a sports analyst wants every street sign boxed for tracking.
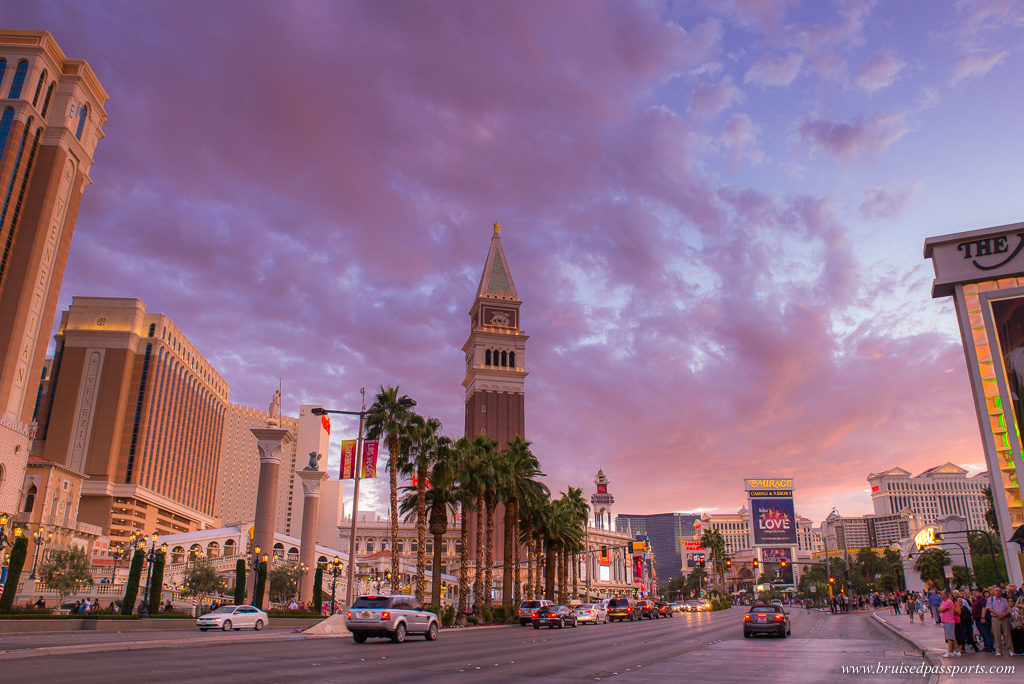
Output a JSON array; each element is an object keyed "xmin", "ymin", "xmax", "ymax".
[
  {"xmin": 810, "ymin": 585, "xmax": 816, "ymax": 593},
  {"xmin": 944, "ymin": 566, "xmax": 954, "ymax": 579}
]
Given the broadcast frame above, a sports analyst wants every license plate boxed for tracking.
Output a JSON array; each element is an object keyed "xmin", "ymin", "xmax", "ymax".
[
  {"xmin": 757, "ymin": 617, "xmax": 766, "ymax": 623},
  {"xmin": 359, "ymin": 611, "xmax": 371, "ymax": 618}
]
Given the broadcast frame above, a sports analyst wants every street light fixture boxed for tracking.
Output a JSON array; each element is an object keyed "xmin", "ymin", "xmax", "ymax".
[
  {"xmin": 327, "ymin": 556, "xmax": 343, "ymax": 614},
  {"xmin": 139, "ymin": 533, "xmax": 163, "ymax": 616},
  {"xmin": 0, "ymin": 512, "xmax": 9, "ymax": 553},
  {"xmin": 29, "ymin": 528, "xmax": 52, "ymax": 580},
  {"xmin": 312, "ymin": 394, "xmax": 416, "ymax": 609}
]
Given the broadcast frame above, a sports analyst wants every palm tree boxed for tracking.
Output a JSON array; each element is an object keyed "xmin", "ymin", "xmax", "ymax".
[
  {"xmin": 401, "ymin": 414, "xmax": 442, "ymax": 603},
  {"xmin": 699, "ymin": 529, "xmax": 726, "ymax": 594},
  {"xmin": 365, "ymin": 385, "xmax": 417, "ymax": 594},
  {"xmin": 425, "ymin": 436, "xmax": 460, "ymax": 609},
  {"xmin": 476, "ymin": 436, "xmax": 499, "ymax": 612},
  {"xmin": 499, "ymin": 436, "xmax": 546, "ymax": 612},
  {"xmin": 562, "ymin": 487, "xmax": 589, "ymax": 602}
]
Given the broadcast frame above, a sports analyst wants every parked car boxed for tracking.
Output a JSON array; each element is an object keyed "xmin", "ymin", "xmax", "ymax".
[
  {"xmin": 655, "ymin": 601, "xmax": 673, "ymax": 617},
  {"xmin": 606, "ymin": 597, "xmax": 636, "ymax": 622},
  {"xmin": 743, "ymin": 603, "xmax": 791, "ymax": 638},
  {"xmin": 638, "ymin": 599, "xmax": 657, "ymax": 619},
  {"xmin": 575, "ymin": 603, "xmax": 607, "ymax": 624},
  {"xmin": 345, "ymin": 595, "xmax": 439, "ymax": 643},
  {"xmin": 518, "ymin": 599, "xmax": 553, "ymax": 626},
  {"xmin": 532, "ymin": 605, "xmax": 578, "ymax": 629},
  {"xmin": 196, "ymin": 605, "xmax": 268, "ymax": 631}
]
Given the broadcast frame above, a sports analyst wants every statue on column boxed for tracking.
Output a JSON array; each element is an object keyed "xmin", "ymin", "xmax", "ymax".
[
  {"xmin": 268, "ymin": 389, "xmax": 281, "ymax": 425},
  {"xmin": 304, "ymin": 451, "xmax": 322, "ymax": 471}
]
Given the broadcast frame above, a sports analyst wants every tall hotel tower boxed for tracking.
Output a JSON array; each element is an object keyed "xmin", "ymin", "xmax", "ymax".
[
  {"xmin": 0, "ymin": 31, "xmax": 106, "ymax": 513},
  {"xmin": 463, "ymin": 224, "xmax": 528, "ymax": 560}
]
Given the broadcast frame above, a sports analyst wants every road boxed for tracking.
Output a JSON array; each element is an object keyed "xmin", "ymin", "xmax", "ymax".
[{"xmin": 9, "ymin": 609, "xmax": 935, "ymax": 682}]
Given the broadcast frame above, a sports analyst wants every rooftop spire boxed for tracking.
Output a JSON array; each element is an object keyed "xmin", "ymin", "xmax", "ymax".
[{"xmin": 475, "ymin": 223, "xmax": 518, "ymax": 300}]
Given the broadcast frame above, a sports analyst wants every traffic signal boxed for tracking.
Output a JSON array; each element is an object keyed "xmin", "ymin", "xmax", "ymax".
[
  {"xmin": 828, "ymin": 576, "xmax": 835, "ymax": 584},
  {"xmin": 752, "ymin": 558, "xmax": 759, "ymax": 569},
  {"xmin": 698, "ymin": 558, "xmax": 705, "ymax": 568},
  {"xmin": 780, "ymin": 560, "xmax": 787, "ymax": 568},
  {"xmin": 384, "ymin": 569, "xmax": 391, "ymax": 581},
  {"xmin": 726, "ymin": 559, "xmax": 732, "ymax": 568}
]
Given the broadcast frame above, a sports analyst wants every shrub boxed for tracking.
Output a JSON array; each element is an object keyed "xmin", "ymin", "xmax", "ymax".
[
  {"xmin": 312, "ymin": 565, "xmax": 323, "ymax": 610},
  {"xmin": 148, "ymin": 550, "xmax": 166, "ymax": 610},
  {"xmin": 0, "ymin": 536, "xmax": 29, "ymax": 614},
  {"xmin": 234, "ymin": 559, "xmax": 247, "ymax": 605},
  {"xmin": 467, "ymin": 614, "xmax": 479, "ymax": 625},
  {"xmin": 121, "ymin": 548, "xmax": 145, "ymax": 616},
  {"xmin": 441, "ymin": 605, "xmax": 455, "ymax": 627},
  {"xmin": 481, "ymin": 605, "xmax": 493, "ymax": 624},
  {"xmin": 491, "ymin": 605, "xmax": 507, "ymax": 623},
  {"xmin": 424, "ymin": 603, "xmax": 439, "ymax": 616}
]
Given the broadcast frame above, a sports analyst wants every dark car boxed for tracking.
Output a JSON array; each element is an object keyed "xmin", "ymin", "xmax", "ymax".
[
  {"xmin": 532, "ymin": 605, "xmax": 578, "ymax": 629},
  {"xmin": 655, "ymin": 601, "xmax": 673, "ymax": 618},
  {"xmin": 638, "ymin": 599, "xmax": 657, "ymax": 619},
  {"xmin": 518, "ymin": 599, "xmax": 553, "ymax": 626},
  {"xmin": 743, "ymin": 603, "xmax": 791, "ymax": 638},
  {"xmin": 606, "ymin": 597, "xmax": 636, "ymax": 622}
]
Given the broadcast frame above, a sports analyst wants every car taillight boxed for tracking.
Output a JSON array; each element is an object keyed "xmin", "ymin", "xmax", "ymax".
[
  {"xmin": 627, "ymin": 607, "xmax": 632, "ymax": 612},
  {"xmin": 381, "ymin": 611, "xmax": 390, "ymax": 620},
  {"xmin": 531, "ymin": 612, "xmax": 538, "ymax": 617},
  {"xmin": 773, "ymin": 615, "xmax": 784, "ymax": 622},
  {"xmin": 346, "ymin": 611, "xmax": 352, "ymax": 619},
  {"xmin": 744, "ymin": 615, "xmax": 751, "ymax": 621}
]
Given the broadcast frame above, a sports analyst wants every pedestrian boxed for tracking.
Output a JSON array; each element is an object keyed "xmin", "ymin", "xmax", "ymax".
[
  {"xmin": 938, "ymin": 590, "xmax": 960, "ymax": 658},
  {"xmin": 1009, "ymin": 597, "xmax": 1024, "ymax": 656},
  {"xmin": 906, "ymin": 595, "xmax": 916, "ymax": 623},
  {"xmin": 107, "ymin": 601, "xmax": 116, "ymax": 614},
  {"xmin": 972, "ymin": 588, "xmax": 994, "ymax": 652},
  {"xmin": 917, "ymin": 595, "xmax": 927, "ymax": 624},
  {"xmin": 34, "ymin": 596, "xmax": 46, "ymax": 609},
  {"xmin": 929, "ymin": 589, "xmax": 943, "ymax": 624},
  {"xmin": 955, "ymin": 590, "xmax": 979, "ymax": 654},
  {"xmin": 986, "ymin": 586, "xmax": 1013, "ymax": 657}
]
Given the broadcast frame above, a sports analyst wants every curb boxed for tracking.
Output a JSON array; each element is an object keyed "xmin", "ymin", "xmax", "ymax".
[
  {"xmin": 871, "ymin": 613, "xmax": 942, "ymax": 684},
  {"xmin": 0, "ymin": 631, "xmax": 300, "ymax": 661}
]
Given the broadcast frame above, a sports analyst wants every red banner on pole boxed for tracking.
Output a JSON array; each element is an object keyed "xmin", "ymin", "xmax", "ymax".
[
  {"xmin": 321, "ymin": 415, "xmax": 331, "ymax": 435},
  {"xmin": 600, "ymin": 546, "xmax": 609, "ymax": 567},
  {"xmin": 340, "ymin": 439, "xmax": 357, "ymax": 479},
  {"xmin": 362, "ymin": 439, "xmax": 379, "ymax": 478}
]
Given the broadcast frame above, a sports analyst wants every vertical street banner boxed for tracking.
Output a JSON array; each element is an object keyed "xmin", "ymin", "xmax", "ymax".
[
  {"xmin": 340, "ymin": 439, "xmax": 357, "ymax": 479},
  {"xmin": 321, "ymin": 415, "xmax": 331, "ymax": 435},
  {"xmin": 600, "ymin": 546, "xmax": 609, "ymax": 567},
  {"xmin": 362, "ymin": 439, "xmax": 379, "ymax": 478}
]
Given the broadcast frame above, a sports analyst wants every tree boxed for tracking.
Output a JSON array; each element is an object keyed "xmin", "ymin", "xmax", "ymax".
[
  {"xmin": 982, "ymin": 486, "xmax": 1000, "ymax": 534},
  {"xmin": 452, "ymin": 437, "xmax": 476, "ymax": 625},
  {"xmin": 269, "ymin": 562, "xmax": 302, "ymax": 603},
  {"xmin": 699, "ymin": 529, "xmax": 726, "ymax": 593},
  {"xmin": 952, "ymin": 565, "xmax": 971, "ymax": 589},
  {"xmin": 914, "ymin": 549, "xmax": 951, "ymax": 589},
  {"xmin": 0, "ymin": 535, "xmax": 29, "ymax": 613},
  {"xmin": 684, "ymin": 567, "xmax": 708, "ymax": 598},
  {"xmin": 402, "ymin": 415, "xmax": 441, "ymax": 604},
  {"xmin": 184, "ymin": 556, "xmax": 227, "ymax": 613},
  {"xmin": 233, "ymin": 559, "xmax": 247, "ymax": 605},
  {"xmin": 121, "ymin": 547, "xmax": 145, "ymax": 615},
  {"xmin": 968, "ymin": 532, "xmax": 1005, "ymax": 586},
  {"xmin": 252, "ymin": 558, "xmax": 267, "ymax": 609},
  {"xmin": 853, "ymin": 548, "xmax": 883, "ymax": 583},
  {"xmin": 312, "ymin": 564, "xmax": 323, "ymax": 610},
  {"xmin": 365, "ymin": 385, "xmax": 417, "ymax": 594},
  {"xmin": 425, "ymin": 436, "xmax": 460, "ymax": 609},
  {"xmin": 39, "ymin": 546, "xmax": 94, "ymax": 607},
  {"xmin": 148, "ymin": 549, "xmax": 166, "ymax": 610}
]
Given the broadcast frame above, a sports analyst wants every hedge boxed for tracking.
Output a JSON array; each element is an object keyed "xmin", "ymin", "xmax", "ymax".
[
  {"xmin": 0, "ymin": 536, "xmax": 29, "ymax": 614},
  {"xmin": 121, "ymin": 549, "xmax": 145, "ymax": 615}
]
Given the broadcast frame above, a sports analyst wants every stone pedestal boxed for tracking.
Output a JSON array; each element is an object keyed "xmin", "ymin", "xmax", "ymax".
[
  {"xmin": 297, "ymin": 467, "xmax": 328, "ymax": 603},
  {"xmin": 250, "ymin": 425, "xmax": 294, "ymax": 605}
]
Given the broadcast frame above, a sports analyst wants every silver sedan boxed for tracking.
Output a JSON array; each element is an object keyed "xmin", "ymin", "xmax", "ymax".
[
  {"xmin": 575, "ymin": 603, "xmax": 608, "ymax": 624},
  {"xmin": 196, "ymin": 605, "xmax": 269, "ymax": 631}
]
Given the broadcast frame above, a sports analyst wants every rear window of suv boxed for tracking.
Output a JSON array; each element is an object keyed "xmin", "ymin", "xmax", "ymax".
[
  {"xmin": 521, "ymin": 601, "xmax": 543, "ymax": 609},
  {"xmin": 608, "ymin": 599, "xmax": 630, "ymax": 608},
  {"xmin": 353, "ymin": 597, "xmax": 392, "ymax": 609},
  {"xmin": 749, "ymin": 606, "xmax": 781, "ymax": 613}
]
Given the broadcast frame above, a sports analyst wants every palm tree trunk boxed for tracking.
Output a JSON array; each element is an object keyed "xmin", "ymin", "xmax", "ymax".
[
  {"xmin": 389, "ymin": 435, "xmax": 400, "ymax": 594},
  {"xmin": 536, "ymin": 537, "xmax": 544, "ymax": 597},
  {"xmin": 543, "ymin": 540, "xmax": 556, "ymax": 601},
  {"xmin": 571, "ymin": 550, "xmax": 578, "ymax": 603},
  {"xmin": 484, "ymin": 491, "xmax": 495, "ymax": 610},
  {"xmin": 457, "ymin": 506, "xmax": 470, "ymax": 626},
  {"xmin": 560, "ymin": 549, "xmax": 569, "ymax": 605},
  {"xmin": 415, "ymin": 462, "xmax": 428, "ymax": 603},
  {"xmin": 431, "ymin": 532, "xmax": 443, "ymax": 609},
  {"xmin": 473, "ymin": 493, "xmax": 485, "ymax": 616},
  {"xmin": 526, "ymin": 530, "xmax": 534, "ymax": 599},
  {"xmin": 513, "ymin": 500, "xmax": 522, "ymax": 607},
  {"xmin": 502, "ymin": 499, "xmax": 515, "ymax": 612}
]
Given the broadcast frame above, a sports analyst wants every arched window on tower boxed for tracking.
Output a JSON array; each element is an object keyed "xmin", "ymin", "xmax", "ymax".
[
  {"xmin": 485, "ymin": 349, "xmax": 491, "ymax": 366},
  {"xmin": 76, "ymin": 103, "xmax": 88, "ymax": 140},
  {"xmin": 0, "ymin": 107, "xmax": 14, "ymax": 159},
  {"xmin": 32, "ymin": 69, "xmax": 48, "ymax": 107},
  {"xmin": 23, "ymin": 483, "xmax": 37, "ymax": 512},
  {"xmin": 509, "ymin": 352, "xmax": 515, "ymax": 368},
  {"xmin": 0, "ymin": 59, "xmax": 6, "ymax": 84},
  {"xmin": 8, "ymin": 60, "xmax": 28, "ymax": 99},
  {"xmin": 501, "ymin": 350, "xmax": 508, "ymax": 367}
]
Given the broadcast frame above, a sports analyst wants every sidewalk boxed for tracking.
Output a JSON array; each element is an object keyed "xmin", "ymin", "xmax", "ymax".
[{"xmin": 872, "ymin": 611, "xmax": 946, "ymax": 659}]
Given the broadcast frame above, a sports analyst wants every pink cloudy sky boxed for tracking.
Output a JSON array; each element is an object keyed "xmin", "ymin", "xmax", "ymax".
[{"xmin": 10, "ymin": 1, "xmax": 1024, "ymax": 524}]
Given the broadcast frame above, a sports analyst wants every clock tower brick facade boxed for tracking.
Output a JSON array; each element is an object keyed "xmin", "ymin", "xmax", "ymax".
[{"xmin": 463, "ymin": 223, "xmax": 527, "ymax": 562}]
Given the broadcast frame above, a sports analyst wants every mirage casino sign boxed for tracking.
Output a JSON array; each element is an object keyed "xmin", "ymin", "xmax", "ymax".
[{"xmin": 746, "ymin": 477, "xmax": 797, "ymax": 546}]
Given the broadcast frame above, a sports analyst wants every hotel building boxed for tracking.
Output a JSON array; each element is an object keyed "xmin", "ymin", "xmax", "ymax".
[
  {"xmin": 34, "ymin": 297, "xmax": 226, "ymax": 546},
  {"xmin": 0, "ymin": 30, "xmax": 106, "ymax": 522},
  {"xmin": 868, "ymin": 463, "xmax": 992, "ymax": 532}
]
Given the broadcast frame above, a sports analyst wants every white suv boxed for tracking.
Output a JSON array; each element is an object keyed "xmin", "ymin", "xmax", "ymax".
[{"xmin": 345, "ymin": 594, "xmax": 440, "ymax": 643}]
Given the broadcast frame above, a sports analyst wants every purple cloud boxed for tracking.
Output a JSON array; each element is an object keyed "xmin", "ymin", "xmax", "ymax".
[
  {"xmin": 854, "ymin": 50, "xmax": 906, "ymax": 93},
  {"xmin": 798, "ymin": 112, "xmax": 910, "ymax": 161},
  {"xmin": 951, "ymin": 51, "xmax": 1008, "ymax": 84},
  {"xmin": 744, "ymin": 53, "xmax": 803, "ymax": 87}
]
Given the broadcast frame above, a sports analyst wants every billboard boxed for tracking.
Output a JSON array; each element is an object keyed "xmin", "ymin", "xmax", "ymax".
[
  {"xmin": 687, "ymin": 552, "xmax": 705, "ymax": 568},
  {"xmin": 991, "ymin": 297, "xmax": 1024, "ymax": 437},
  {"xmin": 750, "ymin": 497, "xmax": 797, "ymax": 545},
  {"xmin": 761, "ymin": 547, "xmax": 793, "ymax": 585}
]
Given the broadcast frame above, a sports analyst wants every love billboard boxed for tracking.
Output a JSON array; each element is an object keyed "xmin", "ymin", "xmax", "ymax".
[{"xmin": 750, "ymin": 497, "xmax": 796, "ymax": 545}]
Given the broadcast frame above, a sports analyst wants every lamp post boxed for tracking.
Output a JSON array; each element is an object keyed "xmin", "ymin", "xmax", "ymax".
[
  {"xmin": 328, "ymin": 556, "xmax": 343, "ymax": 613},
  {"xmin": 0, "ymin": 512, "xmax": 9, "ymax": 554},
  {"xmin": 312, "ymin": 393, "xmax": 416, "ymax": 609},
  {"xmin": 249, "ymin": 545, "xmax": 261, "ymax": 605},
  {"xmin": 29, "ymin": 528, "xmax": 52, "ymax": 580},
  {"xmin": 141, "ymin": 534, "xmax": 167, "ymax": 614}
]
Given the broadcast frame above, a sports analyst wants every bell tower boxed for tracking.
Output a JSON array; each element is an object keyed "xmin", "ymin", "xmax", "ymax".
[{"xmin": 463, "ymin": 223, "xmax": 527, "ymax": 561}]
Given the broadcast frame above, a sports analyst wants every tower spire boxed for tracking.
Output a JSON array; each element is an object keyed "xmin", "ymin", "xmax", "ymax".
[{"xmin": 475, "ymin": 223, "xmax": 519, "ymax": 300}]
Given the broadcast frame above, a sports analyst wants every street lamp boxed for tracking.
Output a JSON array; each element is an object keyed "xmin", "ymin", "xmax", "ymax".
[
  {"xmin": 328, "ymin": 556, "xmax": 343, "ymax": 613},
  {"xmin": 312, "ymin": 393, "xmax": 416, "ymax": 609},
  {"xmin": 29, "ymin": 528, "xmax": 52, "ymax": 580},
  {"xmin": 249, "ymin": 545, "xmax": 261, "ymax": 605},
  {"xmin": 0, "ymin": 512, "xmax": 9, "ymax": 553}
]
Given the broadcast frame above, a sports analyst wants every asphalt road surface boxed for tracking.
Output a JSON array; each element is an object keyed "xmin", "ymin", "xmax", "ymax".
[{"xmin": 13, "ymin": 609, "xmax": 938, "ymax": 683}]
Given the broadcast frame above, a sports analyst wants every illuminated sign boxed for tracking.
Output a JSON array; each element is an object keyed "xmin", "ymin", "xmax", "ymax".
[
  {"xmin": 914, "ymin": 526, "xmax": 939, "ymax": 550},
  {"xmin": 745, "ymin": 478, "xmax": 794, "ymax": 491},
  {"xmin": 632, "ymin": 541, "xmax": 646, "ymax": 552},
  {"xmin": 750, "ymin": 497, "xmax": 797, "ymax": 545},
  {"xmin": 871, "ymin": 485, "xmax": 879, "ymax": 492}
]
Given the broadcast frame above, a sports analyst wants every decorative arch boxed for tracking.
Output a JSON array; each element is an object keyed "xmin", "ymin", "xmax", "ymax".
[
  {"xmin": 206, "ymin": 541, "xmax": 220, "ymax": 557},
  {"xmin": 171, "ymin": 546, "xmax": 185, "ymax": 564},
  {"xmin": 223, "ymin": 539, "xmax": 237, "ymax": 555},
  {"xmin": 273, "ymin": 542, "xmax": 285, "ymax": 559}
]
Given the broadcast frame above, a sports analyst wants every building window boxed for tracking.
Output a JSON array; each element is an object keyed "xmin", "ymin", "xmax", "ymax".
[
  {"xmin": 76, "ymin": 103, "xmax": 88, "ymax": 140},
  {"xmin": 501, "ymin": 350, "xmax": 508, "ymax": 367},
  {"xmin": 23, "ymin": 483, "xmax": 37, "ymax": 512},
  {"xmin": 396, "ymin": 541, "xmax": 404, "ymax": 553},
  {"xmin": 8, "ymin": 60, "xmax": 28, "ymax": 99},
  {"xmin": 40, "ymin": 82, "xmax": 55, "ymax": 118},
  {"xmin": 0, "ymin": 107, "xmax": 13, "ymax": 158},
  {"xmin": 509, "ymin": 351, "xmax": 515, "ymax": 367},
  {"xmin": 32, "ymin": 69, "xmax": 47, "ymax": 107},
  {"xmin": 366, "ymin": 541, "xmax": 374, "ymax": 553},
  {"xmin": 485, "ymin": 349, "xmax": 491, "ymax": 365},
  {"xmin": 0, "ymin": 59, "xmax": 5, "ymax": 85}
]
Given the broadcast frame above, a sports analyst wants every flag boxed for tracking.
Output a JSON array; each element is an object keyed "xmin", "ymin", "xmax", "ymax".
[
  {"xmin": 600, "ymin": 546, "xmax": 609, "ymax": 567},
  {"xmin": 321, "ymin": 415, "xmax": 331, "ymax": 435},
  {"xmin": 362, "ymin": 439, "xmax": 379, "ymax": 478},
  {"xmin": 340, "ymin": 439, "xmax": 357, "ymax": 479}
]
